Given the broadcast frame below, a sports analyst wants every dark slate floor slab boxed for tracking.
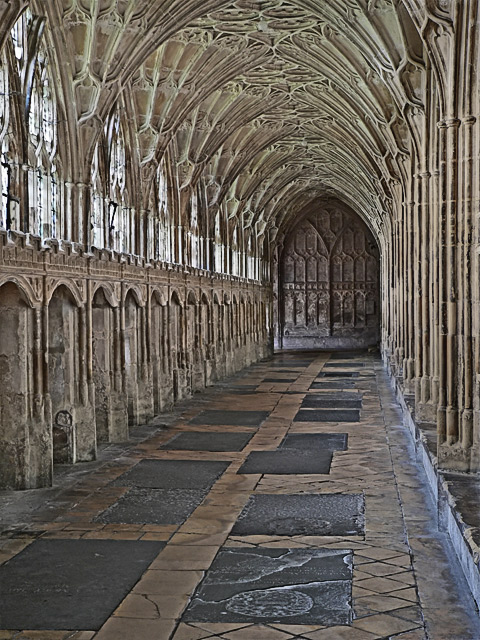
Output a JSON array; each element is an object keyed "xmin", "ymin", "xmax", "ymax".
[
  {"xmin": 325, "ymin": 362, "xmax": 365, "ymax": 368},
  {"xmin": 294, "ymin": 409, "xmax": 360, "ymax": 423},
  {"xmin": 237, "ymin": 450, "xmax": 332, "ymax": 475},
  {"xmin": 330, "ymin": 351, "xmax": 367, "ymax": 359},
  {"xmin": 319, "ymin": 372, "xmax": 359, "ymax": 378},
  {"xmin": 219, "ymin": 385, "xmax": 258, "ymax": 394},
  {"xmin": 159, "ymin": 431, "xmax": 253, "ymax": 452},
  {"xmin": 182, "ymin": 547, "xmax": 352, "ymax": 625},
  {"xmin": 281, "ymin": 433, "xmax": 348, "ymax": 452},
  {"xmin": 263, "ymin": 378, "xmax": 296, "ymax": 383},
  {"xmin": 189, "ymin": 410, "xmax": 270, "ymax": 426},
  {"xmin": 231, "ymin": 494, "xmax": 365, "ymax": 536},
  {"xmin": 95, "ymin": 488, "xmax": 207, "ymax": 525},
  {"xmin": 310, "ymin": 381, "xmax": 356, "ymax": 390},
  {"xmin": 0, "ymin": 539, "xmax": 164, "ymax": 630},
  {"xmin": 301, "ymin": 395, "xmax": 362, "ymax": 409},
  {"xmin": 113, "ymin": 459, "xmax": 229, "ymax": 489}
]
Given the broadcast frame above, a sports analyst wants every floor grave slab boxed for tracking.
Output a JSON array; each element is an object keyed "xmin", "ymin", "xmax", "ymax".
[
  {"xmin": 218, "ymin": 385, "xmax": 258, "ymax": 394},
  {"xmin": 319, "ymin": 372, "xmax": 359, "ymax": 378},
  {"xmin": 237, "ymin": 450, "xmax": 333, "ymax": 475},
  {"xmin": 182, "ymin": 547, "xmax": 352, "ymax": 625},
  {"xmin": 0, "ymin": 539, "xmax": 164, "ymax": 630},
  {"xmin": 301, "ymin": 395, "xmax": 362, "ymax": 409},
  {"xmin": 324, "ymin": 362, "xmax": 365, "ymax": 368},
  {"xmin": 330, "ymin": 351, "xmax": 366, "ymax": 358},
  {"xmin": 95, "ymin": 487, "xmax": 208, "ymax": 524},
  {"xmin": 280, "ymin": 433, "xmax": 348, "ymax": 452},
  {"xmin": 310, "ymin": 381, "xmax": 356, "ymax": 390},
  {"xmin": 189, "ymin": 410, "xmax": 270, "ymax": 426},
  {"xmin": 159, "ymin": 431, "xmax": 253, "ymax": 452},
  {"xmin": 263, "ymin": 378, "xmax": 297, "ymax": 383},
  {"xmin": 231, "ymin": 494, "xmax": 365, "ymax": 536},
  {"xmin": 112, "ymin": 459, "xmax": 229, "ymax": 489},
  {"xmin": 294, "ymin": 409, "xmax": 360, "ymax": 422}
]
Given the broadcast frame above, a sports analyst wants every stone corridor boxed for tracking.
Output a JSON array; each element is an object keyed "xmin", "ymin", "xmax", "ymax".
[{"xmin": 0, "ymin": 351, "xmax": 479, "ymax": 640}]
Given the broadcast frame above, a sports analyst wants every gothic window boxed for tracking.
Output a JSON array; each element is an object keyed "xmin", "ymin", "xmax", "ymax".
[
  {"xmin": 189, "ymin": 189, "xmax": 200, "ymax": 268},
  {"xmin": 26, "ymin": 20, "xmax": 59, "ymax": 239},
  {"xmin": 0, "ymin": 56, "xmax": 10, "ymax": 230},
  {"xmin": 231, "ymin": 225, "xmax": 239, "ymax": 276},
  {"xmin": 91, "ymin": 143, "xmax": 106, "ymax": 248},
  {"xmin": 104, "ymin": 106, "xmax": 130, "ymax": 253},
  {"xmin": 214, "ymin": 210, "xmax": 223, "ymax": 273},
  {"xmin": 152, "ymin": 160, "xmax": 172, "ymax": 262}
]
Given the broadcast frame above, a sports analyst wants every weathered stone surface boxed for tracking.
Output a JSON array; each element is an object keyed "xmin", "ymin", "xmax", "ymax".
[
  {"xmin": 182, "ymin": 548, "xmax": 352, "ymax": 625},
  {"xmin": 237, "ymin": 450, "xmax": 333, "ymax": 475},
  {"xmin": 231, "ymin": 494, "xmax": 365, "ymax": 536},
  {"xmin": 160, "ymin": 432, "xmax": 254, "ymax": 452},
  {"xmin": 112, "ymin": 460, "xmax": 229, "ymax": 489},
  {"xmin": 0, "ymin": 540, "xmax": 164, "ymax": 629},
  {"xmin": 96, "ymin": 488, "xmax": 208, "ymax": 524}
]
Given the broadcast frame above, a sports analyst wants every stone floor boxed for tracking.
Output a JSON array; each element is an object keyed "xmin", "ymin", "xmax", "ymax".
[{"xmin": 1, "ymin": 351, "xmax": 480, "ymax": 639}]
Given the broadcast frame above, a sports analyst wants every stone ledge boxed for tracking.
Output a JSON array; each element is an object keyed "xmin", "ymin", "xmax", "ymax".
[{"xmin": 386, "ymin": 363, "xmax": 480, "ymax": 614}]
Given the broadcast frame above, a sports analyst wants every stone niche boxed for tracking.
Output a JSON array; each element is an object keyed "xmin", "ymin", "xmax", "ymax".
[
  {"xmin": 0, "ymin": 282, "xmax": 51, "ymax": 489},
  {"xmin": 277, "ymin": 203, "xmax": 380, "ymax": 350}
]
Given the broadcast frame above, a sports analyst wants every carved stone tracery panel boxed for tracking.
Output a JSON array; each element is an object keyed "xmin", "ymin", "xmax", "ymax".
[{"xmin": 280, "ymin": 204, "xmax": 379, "ymax": 349}]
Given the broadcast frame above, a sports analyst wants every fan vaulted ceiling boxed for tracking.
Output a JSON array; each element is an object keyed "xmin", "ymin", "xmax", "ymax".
[{"xmin": 37, "ymin": 0, "xmax": 430, "ymax": 243}]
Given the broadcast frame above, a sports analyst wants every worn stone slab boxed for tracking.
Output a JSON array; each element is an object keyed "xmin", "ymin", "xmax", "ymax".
[
  {"xmin": 310, "ymin": 381, "xmax": 356, "ymax": 390},
  {"xmin": 280, "ymin": 433, "xmax": 348, "ymax": 452},
  {"xmin": 182, "ymin": 547, "xmax": 352, "ymax": 625},
  {"xmin": 294, "ymin": 409, "xmax": 360, "ymax": 422},
  {"xmin": 0, "ymin": 539, "xmax": 164, "ymax": 630},
  {"xmin": 159, "ymin": 432, "xmax": 253, "ymax": 452},
  {"xmin": 220, "ymin": 385, "xmax": 259, "ymax": 394},
  {"xmin": 189, "ymin": 410, "xmax": 270, "ymax": 426},
  {"xmin": 324, "ymin": 362, "xmax": 365, "ymax": 368},
  {"xmin": 95, "ymin": 488, "xmax": 208, "ymax": 524},
  {"xmin": 301, "ymin": 395, "xmax": 362, "ymax": 409},
  {"xmin": 330, "ymin": 351, "xmax": 367, "ymax": 359},
  {"xmin": 318, "ymin": 372, "xmax": 359, "ymax": 378},
  {"xmin": 112, "ymin": 460, "xmax": 229, "ymax": 489},
  {"xmin": 237, "ymin": 450, "xmax": 333, "ymax": 475},
  {"xmin": 231, "ymin": 494, "xmax": 365, "ymax": 536}
]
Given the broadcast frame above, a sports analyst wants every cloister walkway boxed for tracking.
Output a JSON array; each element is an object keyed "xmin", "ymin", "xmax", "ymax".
[{"xmin": 0, "ymin": 351, "xmax": 479, "ymax": 639}]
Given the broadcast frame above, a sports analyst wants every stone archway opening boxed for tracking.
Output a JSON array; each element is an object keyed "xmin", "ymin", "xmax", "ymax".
[{"xmin": 276, "ymin": 202, "xmax": 380, "ymax": 350}]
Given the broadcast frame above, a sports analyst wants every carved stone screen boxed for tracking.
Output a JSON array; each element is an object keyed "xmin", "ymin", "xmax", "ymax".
[{"xmin": 279, "ymin": 205, "xmax": 380, "ymax": 350}]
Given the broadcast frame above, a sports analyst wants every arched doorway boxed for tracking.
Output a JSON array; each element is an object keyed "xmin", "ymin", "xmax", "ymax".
[{"xmin": 278, "ymin": 203, "xmax": 380, "ymax": 350}]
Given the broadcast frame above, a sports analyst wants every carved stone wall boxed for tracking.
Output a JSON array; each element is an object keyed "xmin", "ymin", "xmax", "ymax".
[
  {"xmin": 278, "ymin": 203, "xmax": 380, "ymax": 350},
  {"xmin": 0, "ymin": 232, "xmax": 272, "ymax": 489}
]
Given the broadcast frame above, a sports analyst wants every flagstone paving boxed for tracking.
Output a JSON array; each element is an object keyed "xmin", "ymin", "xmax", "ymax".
[{"xmin": 0, "ymin": 351, "xmax": 479, "ymax": 639}]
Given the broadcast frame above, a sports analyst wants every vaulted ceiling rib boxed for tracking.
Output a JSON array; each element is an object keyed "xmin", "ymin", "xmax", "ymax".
[{"xmin": 40, "ymin": 0, "xmax": 428, "ymax": 245}]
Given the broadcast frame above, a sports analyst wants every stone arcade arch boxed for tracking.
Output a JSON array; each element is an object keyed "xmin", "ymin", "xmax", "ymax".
[
  {"xmin": 277, "ymin": 202, "xmax": 380, "ymax": 350},
  {"xmin": 0, "ymin": 282, "xmax": 49, "ymax": 488}
]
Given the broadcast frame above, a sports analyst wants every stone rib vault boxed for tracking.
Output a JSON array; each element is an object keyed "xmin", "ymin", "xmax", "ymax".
[{"xmin": 0, "ymin": 0, "xmax": 480, "ymax": 635}]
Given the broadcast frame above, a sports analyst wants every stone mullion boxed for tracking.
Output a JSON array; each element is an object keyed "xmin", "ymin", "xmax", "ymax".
[
  {"xmin": 437, "ymin": 121, "xmax": 448, "ymax": 446},
  {"xmin": 403, "ymin": 171, "xmax": 415, "ymax": 393},
  {"xmin": 394, "ymin": 203, "xmax": 405, "ymax": 377},
  {"xmin": 399, "ymin": 200, "xmax": 406, "ymax": 378},
  {"xmin": 460, "ymin": 116, "xmax": 476, "ymax": 452},
  {"xmin": 413, "ymin": 169, "xmax": 423, "ymax": 406},
  {"xmin": 431, "ymin": 164, "xmax": 440, "ymax": 410},
  {"xmin": 445, "ymin": 118, "xmax": 460, "ymax": 448},
  {"xmin": 420, "ymin": 171, "xmax": 432, "ymax": 414}
]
